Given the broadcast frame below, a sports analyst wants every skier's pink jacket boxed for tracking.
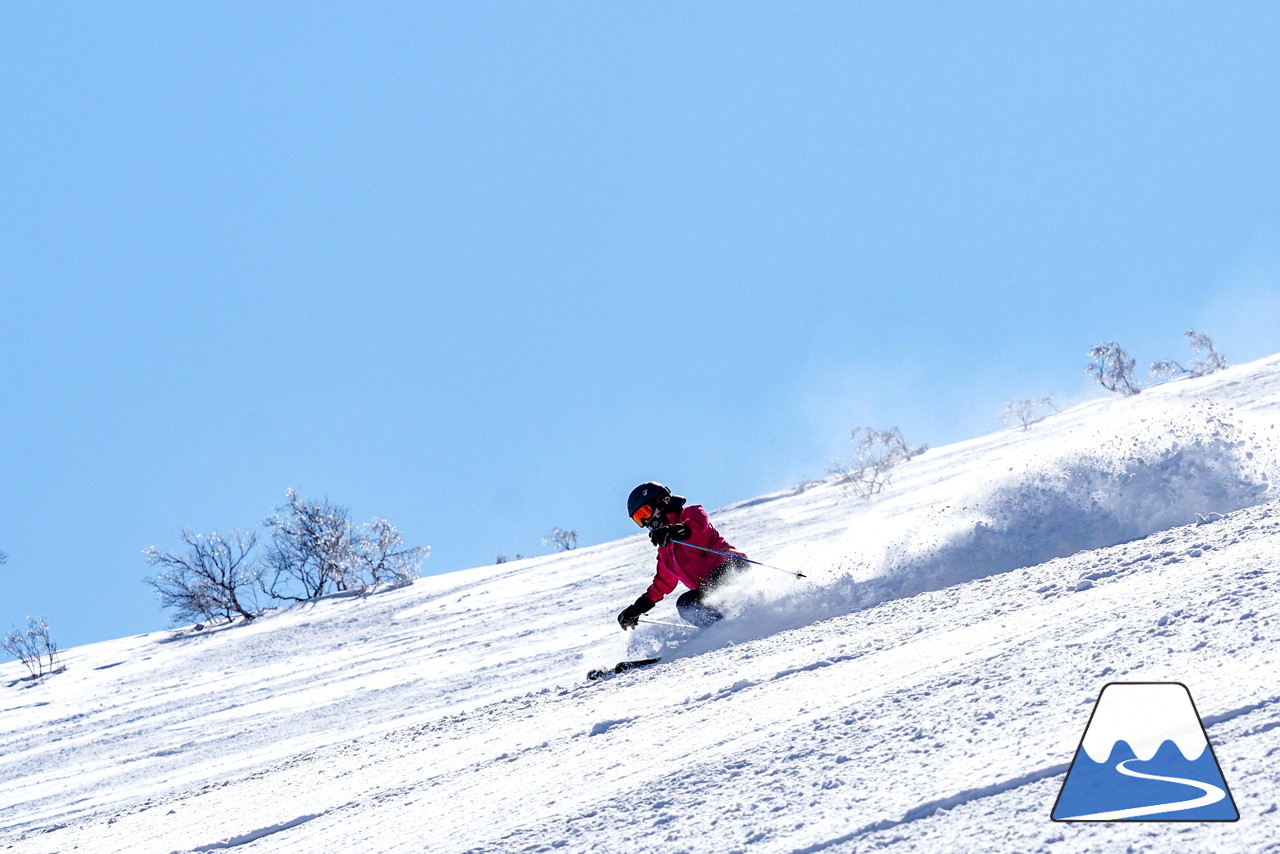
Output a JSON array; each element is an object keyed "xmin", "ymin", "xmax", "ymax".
[{"xmin": 644, "ymin": 504, "xmax": 747, "ymax": 603}]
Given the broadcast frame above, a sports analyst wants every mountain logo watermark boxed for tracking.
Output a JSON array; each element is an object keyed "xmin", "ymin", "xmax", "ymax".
[{"xmin": 1051, "ymin": 682, "xmax": 1238, "ymax": 821}]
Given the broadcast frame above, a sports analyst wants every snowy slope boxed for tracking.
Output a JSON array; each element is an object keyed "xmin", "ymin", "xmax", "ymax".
[{"xmin": 4, "ymin": 355, "xmax": 1280, "ymax": 853}]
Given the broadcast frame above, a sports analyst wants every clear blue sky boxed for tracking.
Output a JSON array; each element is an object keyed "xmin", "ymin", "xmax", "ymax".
[{"xmin": 3, "ymin": 3, "xmax": 1278, "ymax": 648}]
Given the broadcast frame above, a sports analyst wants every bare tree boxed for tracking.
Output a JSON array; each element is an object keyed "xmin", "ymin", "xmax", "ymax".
[
  {"xmin": 3, "ymin": 616, "xmax": 61, "ymax": 679},
  {"xmin": 144, "ymin": 529, "xmax": 261, "ymax": 626},
  {"xmin": 544, "ymin": 528, "xmax": 579, "ymax": 551},
  {"xmin": 262, "ymin": 490, "xmax": 357, "ymax": 601},
  {"xmin": 829, "ymin": 426, "xmax": 926, "ymax": 499},
  {"xmin": 1002, "ymin": 397, "xmax": 1058, "ymax": 431},
  {"xmin": 1086, "ymin": 342, "xmax": 1141, "ymax": 396},
  {"xmin": 1150, "ymin": 330, "xmax": 1228, "ymax": 382},
  {"xmin": 350, "ymin": 518, "xmax": 428, "ymax": 589}
]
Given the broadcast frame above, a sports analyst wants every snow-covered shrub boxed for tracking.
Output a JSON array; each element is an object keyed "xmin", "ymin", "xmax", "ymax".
[
  {"xmin": 262, "ymin": 490, "xmax": 427, "ymax": 600},
  {"xmin": 544, "ymin": 528, "xmax": 579, "ymax": 551},
  {"xmin": 144, "ymin": 529, "xmax": 261, "ymax": 625},
  {"xmin": 1002, "ymin": 397, "xmax": 1058, "ymax": 431},
  {"xmin": 3, "ymin": 616, "xmax": 61, "ymax": 679},
  {"xmin": 350, "ymin": 517, "xmax": 428, "ymax": 589},
  {"xmin": 1086, "ymin": 341, "xmax": 1140, "ymax": 396},
  {"xmin": 1150, "ymin": 330, "xmax": 1228, "ymax": 383},
  {"xmin": 262, "ymin": 490, "xmax": 359, "ymax": 601},
  {"xmin": 829, "ymin": 427, "xmax": 926, "ymax": 499}
]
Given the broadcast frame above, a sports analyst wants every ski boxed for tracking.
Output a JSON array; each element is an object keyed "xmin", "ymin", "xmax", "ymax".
[{"xmin": 586, "ymin": 658, "xmax": 661, "ymax": 681}]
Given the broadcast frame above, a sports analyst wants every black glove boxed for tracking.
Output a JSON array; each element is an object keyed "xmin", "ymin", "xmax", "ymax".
[
  {"xmin": 649, "ymin": 523, "xmax": 690, "ymax": 547},
  {"xmin": 617, "ymin": 594, "xmax": 655, "ymax": 630}
]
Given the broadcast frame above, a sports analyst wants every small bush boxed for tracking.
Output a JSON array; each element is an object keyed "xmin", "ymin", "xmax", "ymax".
[
  {"xmin": 829, "ymin": 427, "xmax": 926, "ymax": 499},
  {"xmin": 350, "ymin": 518, "xmax": 428, "ymax": 589},
  {"xmin": 144, "ymin": 529, "xmax": 261, "ymax": 626},
  {"xmin": 1151, "ymin": 330, "xmax": 1227, "ymax": 382},
  {"xmin": 262, "ymin": 490, "xmax": 356, "ymax": 601},
  {"xmin": 544, "ymin": 528, "xmax": 579, "ymax": 551},
  {"xmin": 261, "ymin": 491, "xmax": 428, "ymax": 600},
  {"xmin": 3, "ymin": 616, "xmax": 61, "ymax": 679},
  {"xmin": 1086, "ymin": 341, "xmax": 1141, "ymax": 396},
  {"xmin": 1002, "ymin": 397, "xmax": 1058, "ymax": 431}
]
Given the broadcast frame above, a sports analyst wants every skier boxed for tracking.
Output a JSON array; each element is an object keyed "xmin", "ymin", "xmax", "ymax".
[{"xmin": 617, "ymin": 482, "xmax": 749, "ymax": 631}]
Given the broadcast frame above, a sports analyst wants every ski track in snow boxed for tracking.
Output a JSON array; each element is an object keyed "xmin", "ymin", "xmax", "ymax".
[{"xmin": 3, "ymin": 356, "xmax": 1280, "ymax": 853}]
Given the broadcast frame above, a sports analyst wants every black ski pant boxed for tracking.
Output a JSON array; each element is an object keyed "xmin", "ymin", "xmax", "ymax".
[{"xmin": 676, "ymin": 559, "xmax": 749, "ymax": 628}]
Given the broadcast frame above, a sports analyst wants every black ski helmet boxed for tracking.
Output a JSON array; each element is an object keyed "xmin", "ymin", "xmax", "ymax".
[{"xmin": 627, "ymin": 482, "xmax": 671, "ymax": 519}]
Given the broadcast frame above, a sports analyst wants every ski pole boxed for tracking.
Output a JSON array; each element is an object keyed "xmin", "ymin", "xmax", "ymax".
[{"xmin": 671, "ymin": 539, "xmax": 806, "ymax": 579}]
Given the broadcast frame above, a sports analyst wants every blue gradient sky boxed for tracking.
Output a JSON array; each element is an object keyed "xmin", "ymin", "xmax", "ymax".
[{"xmin": 3, "ymin": 3, "xmax": 1279, "ymax": 647}]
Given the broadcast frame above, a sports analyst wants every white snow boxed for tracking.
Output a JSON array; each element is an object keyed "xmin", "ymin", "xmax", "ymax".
[{"xmin": 4, "ymin": 355, "xmax": 1280, "ymax": 852}]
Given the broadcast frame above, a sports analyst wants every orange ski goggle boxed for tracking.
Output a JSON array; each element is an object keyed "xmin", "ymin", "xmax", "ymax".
[{"xmin": 631, "ymin": 504, "xmax": 658, "ymax": 527}]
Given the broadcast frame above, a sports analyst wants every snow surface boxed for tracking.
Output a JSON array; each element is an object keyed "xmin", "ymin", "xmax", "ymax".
[{"xmin": 5, "ymin": 355, "xmax": 1280, "ymax": 853}]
